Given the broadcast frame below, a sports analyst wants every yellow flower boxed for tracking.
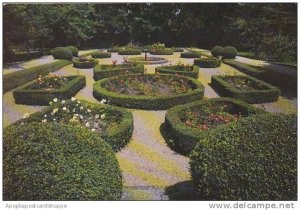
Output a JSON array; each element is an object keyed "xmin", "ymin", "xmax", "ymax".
[{"xmin": 23, "ymin": 113, "xmax": 30, "ymax": 119}]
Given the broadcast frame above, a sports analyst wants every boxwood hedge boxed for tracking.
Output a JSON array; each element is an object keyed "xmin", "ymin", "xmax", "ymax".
[
  {"xmin": 3, "ymin": 60, "xmax": 72, "ymax": 93},
  {"xmin": 93, "ymin": 74, "xmax": 205, "ymax": 110},
  {"xmin": 52, "ymin": 47, "xmax": 73, "ymax": 60},
  {"xmin": 150, "ymin": 48, "xmax": 173, "ymax": 55},
  {"xmin": 211, "ymin": 75, "xmax": 280, "ymax": 103},
  {"xmin": 181, "ymin": 51, "xmax": 202, "ymax": 58},
  {"xmin": 3, "ymin": 122, "xmax": 122, "ymax": 200},
  {"xmin": 194, "ymin": 57, "xmax": 221, "ymax": 68},
  {"xmin": 190, "ymin": 113, "xmax": 297, "ymax": 200},
  {"xmin": 118, "ymin": 49, "xmax": 142, "ymax": 55},
  {"xmin": 91, "ymin": 52, "xmax": 112, "ymax": 58},
  {"xmin": 163, "ymin": 97, "xmax": 263, "ymax": 155},
  {"xmin": 172, "ymin": 47, "xmax": 184, "ymax": 52},
  {"xmin": 73, "ymin": 58, "xmax": 99, "ymax": 69},
  {"xmin": 155, "ymin": 65, "xmax": 199, "ymax": 79},
  {"xmin": 13, "ymin": 75, "xmax": 86, "ymax": 105},
  {"xmin": 94, "ymin": 64, "xmax": 144, "ymax": 80}
]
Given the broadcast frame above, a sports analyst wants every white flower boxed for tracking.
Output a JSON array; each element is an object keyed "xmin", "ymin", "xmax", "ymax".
[
  {"xmin": 91, "ymin": 128, "xmax": 96, "ymax": 132},
  {"xmin": 80, "ymin": 106, "xmax": 84, "ymax": 110},
  {"xmin": 100, "ymin": 99, "xmax": 107, "ymax": 104},
  {"xmin": 100, "ymin": 114, "xmax": 105, "ymax": 119},
  {"xmin": 42, "ymin": 119, "xmax": 47, "ymax": 123},
  {"xmin": 63, "ymin": 107, "xmax": 67, "ymax": 111},
  {"xmin": 80, "ymin": 115, "xmax": 84, "ymax": 119},
  {"xmin": 62, "ymin": 100, "xmax": 66, "ymax": 104},
  {"xmin": 52, "ymin": 108, "xmax": 59, "ymax": 114},
  {"xmin": 49, "ymin": 101, "xmax": 53, "ymax": 105},
  {"xmin": 85, "ymin": 122, "xmax": 90, "ymax": 127},
  {"xmin": 74, "ymin": 114, "xmax": 79, "ymax": 117},
  {"xmin": 53, "ymin": 118, "xmax": 56, "ymax": 121},
  {"xmin": 53, "ymin": 98, "xmax": 58, "ymax": 102},
  {"xmin": 87, "ymin": 109, "xmax": 91, "ymax": 113},
  {"xmin": 23, "ymin": 113, "xmax": 30, "ymax": 119},
  {"xmin": 77, "ymin": 100, "xmax": 81, "ymax": 104},
  {"xmin": 71, "ymin": 97, "xmax": 76, "ymax": 101},
  {"xmin": 44, "ymin": 114, "xmax": 47, "ymax": 118},
  {"xmin": 95, "ymin": 114, "xmax": 99, "ymax": 119}
]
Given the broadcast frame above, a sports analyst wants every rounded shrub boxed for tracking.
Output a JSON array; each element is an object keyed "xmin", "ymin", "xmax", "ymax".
[
  {"xmin": 222, "ymin": 46, "xmax": 237, "ymax": 59},
  {"xmin": 92, "ymin": 52, "xmax": 112, "ymax": 59},
  {"xmin": 52, "ymin": 47, "xmax": 73, "ymax": 60},
  {"xmin": 211, "ymin": 46, "xmax": 224, "ymax": 57},
  {"xmin": 73, "ymin": 58, "xmax": 99, "ymax": 69},
  {"xmin": 3, "ymin": 122, "xmax": 122, "ymax": 200},
  {"xmin": 190, "ymin": 113, "xmax": 297, "ymax": 200},
  {"xmin": 194, "ymin": 57, "xmax": 221, "ymax": 68},
  {"xmin": 66, "ymin": 46, "xmax": 79, "ymax": 56}
]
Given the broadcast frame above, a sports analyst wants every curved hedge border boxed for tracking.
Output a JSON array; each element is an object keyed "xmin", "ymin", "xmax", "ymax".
[
  {"xmin": 181, "ymin": 52, "xmax": 201, "ymax": 58},
  {"xmin": 125, "ymin": 57, "xmax": 168, "ymax": 65},
  {"xmin": 194, "ymin": 57, "xmax": 221, "ymax": 68},
  {"xmin": 4, "ymin": 122, "xmax": 122, "ymax": 200},
  {"xmin": 91, "ymin": 52, "xmax": 111, "ymax": 59},
  {"xmin": 12, "ymin": 100, "xmax": 133, "ymax": 151},
  {"xmin": 155, "ymin": 65, "xmax": 199, "ymax": 79},
  {"xmin": 164, "ymin": 97, "xmax": 263, "ymax": 155},
  {"xmin": 190, "ymin": 113, "xmax": 297, "ymax": 200},
  {"xmin": 118, "ymin": 49, "xmax": 142, "ymax": 55},
  {"xmin": 211, "ymin": 75, "xmax": 280, "ymax": 104},
  {"xmin": 94, "ymin": 64, "xmax": 144, "ymax": 80},
  {"xmin": 73, "ymin": 58, "xmax": 99, "ymax": 69},
  {"xmin": 150, "ymin": 48, "xmax": 173, "ymax": 55},
  {"xmin": 13, "ymin": 75, "xmax": 86, "ymax": 105},
  {"xmin": 93, "ymin": 74, "xmax": 205, "ymax": 110}
]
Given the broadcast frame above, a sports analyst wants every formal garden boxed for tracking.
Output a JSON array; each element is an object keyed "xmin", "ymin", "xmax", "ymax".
[{"xmin": 2, "ymin": 3, "xmax": 297, "ymax": 201}]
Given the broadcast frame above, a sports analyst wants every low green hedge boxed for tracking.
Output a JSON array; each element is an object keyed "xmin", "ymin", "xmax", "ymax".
[
  {"xmin": 118, "ymin": 49, "xmax": 142, "ymax": 55},
  {"xmin": 13, "ymin": 75, "xmax": 86, "ymax": 105},
  {"xmin": 190, "ymin": 113, "xmax": 297, "ymax": 200},
  {"xmin": 3, "ymin": 122, "xmax": 122, "ymax": 200},
  {"xmin": 94, "ymin": 64, "xmax": 144, "ymax": 80},
  {"xmin": 91, "ymin": 52, "xmax": 112, "ymax": 58},
  {"xmin": 164, "ymin": 97, "xmax": 263, "ymax": 155},
  {"xmin": 223, "ymin": 59, "xmax": 297, "ymax": 92},
  {"xmin": 150, "ymin": 48, "xmax": 173, "ymax": 55},
  {"xmin": 3, "ymin": 60, "xmax": 72, "ymax": 93},
  {"xmin": 52, "ymin": 47, "xmax": 73, "ymax": 60},
  {"xmin": 12, "ymin": 100, "xmax": 133, "ymax": 151},
  {"xmin": 93, "ymin": 74, "xmax": 205, "ymax": 110},
  {"xmin": 66, "ymin": 46, "xmax": 79, "ymax": 56},
  {"xmin": 194, "ymin": 57, "xmax": 221, "ymax": 68},
  {"xmin": 181, "ymin": 51, "xmax": 202, "ymax": 58},
  {"xmin": 73, "ymin": 58, "xmax": 99, "ymax": 69},
  {"xmin": 172, "ymin": 47, "xmax": 184, "ymax": 52},
  {"xmin": 155, "ymin": 65, "xmax": 199, "ymax": 79},
  {"xmin": 211, "ymin": 75, "xmax": 280, "ymax": 104}
]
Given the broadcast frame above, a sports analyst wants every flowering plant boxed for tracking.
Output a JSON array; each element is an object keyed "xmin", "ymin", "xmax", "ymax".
[{"xmin": 29, "ymin": 74, "xmax": 70, "ymax": 90}]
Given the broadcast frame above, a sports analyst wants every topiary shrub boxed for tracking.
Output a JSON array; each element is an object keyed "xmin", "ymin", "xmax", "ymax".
[
  {"xmin": 211, "ymin": 46, "xmax": 224, "ymax": 57},
  {"xmin": 52, "ymin": 47, "xmax": 73, "ymax": 60},
  {"xmin": 66, "ymin": 46, "xmax": 79, "ymax": 56},
  {"xmin": 92, "ymin": 52, "xmax": 112, "ymax": 59},
  {"xmin": 194, "ymin": 57, "xmax": 221, "ymax": 68},
  {"xmin": 222, "ymin": 46, "xmax": 237, "ymax": 59},
  {"xmin": 190, "ymin": 113, "xmax": 297, "ymax": 200},
  {"xmin": 73, "ymin": 58, "xmax": 99, "ymax": 69},
  {"xmin": 3, "ymin": 122, "xmax": 122, "ymax": 200}
]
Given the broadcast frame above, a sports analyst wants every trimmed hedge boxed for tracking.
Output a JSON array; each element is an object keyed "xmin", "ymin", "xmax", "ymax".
[
  {"xmin": 222, "ymin": 46, "xmax": 237, "ymax": 59},
  {"xmin": 91, "ymin": 52, "xmax": 112, "ymax": 58},
  {"xmin": 52, "ymin": 47, "xmax": 73, "ymax": 60},
  {"xmin": 13, "ymin": 75, "xmax": 86, "ymax": 105},
  {"xmin": 3, "ymin": 122, "xmax": 122, "ymax": 200},
  {"xmin": 164, "ymin": 97, "xmax": 263, "ymax": 155},
  {"xmin": 3, "ymin": 60, "xmax": 72, "ymax": 93},
  {"xmin": 194, "ymin": 57, "xmax": 221, "ymax": 68},
  {"xmin": 211, "ymin": 75, "xmax": 280, "ymax": 104},
  {"xmin": 211, "ymin": 46, "xmax": 224, "ymax": 57},
  {"xmin": 223, "ymin": 59, "xmax": 297, "ymax": 92},
  {"xmin": 150, "ymin": 48, "xmax": 173, "ymax": 55},
  {"xmin": 172, "ymin": 47, "xmax": 184, "ymax": 52},
  {"xmin": 125, "ymin": 57, "xmax": 168, "ymax": 65},
  {"xmin": 73, "ymin": 58, "xmax": 99, "ymax": 69},
  {"xmin": 94, "ymin": 64, "xmax": 144, "ymax": 80},
  {"xmin": 12, "ymin": 100, "xmax": 133, "ymax": 151},
  {"xmin": 181, "ymin": 51, "xmax": 202, "ymax": 58},
  {"xmin": 155, "ymin": 65, "xmax": 199, "ymax": 79},
  {"xmin": 93, "ymin": 74, "xmax": 205, "ymax": 110},
  {"xmin": 66, "ymin": 46, "xmax": 79, "ymax": 56},
  {"xmin": 190, "ymin": 113, "xmax": 297, "ymax": 200},
  {"xmin": 118, "ymin": 49, "xmax": 142, "ymax": 55}
]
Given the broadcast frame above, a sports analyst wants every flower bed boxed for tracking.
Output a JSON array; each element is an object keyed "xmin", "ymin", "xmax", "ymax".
[
  {"xmin": 194, "ymin": 57, "xmax": 221, "ymax": 68},
  {"xmin": 94, "ymin": 63, "xmax": 144, "ymax": 80},
  {"xmin": 181, "ymin": 51, "xmax": 202, "ymax": 58},
  {"xmin": 118, "ymin": 49, "xmax": 142, "ymax": 55},
  {"xmin": 125, "ymin": 56, "xmax": 168, "ymax": 64},
  {"xmin": 150, "ymin": 48, "xmax": 173, "ymax": 55},
  {"xmin": 13, "ymin": 74, "xmax": 86, "ymax": 105},
  {"xmin": 163, "ymin": 97, "xmax": 262, "ymax": 155},
  {"xmin": 14, "ymin": 98, "xmax": 133, "ymax": 151},
  {"xmin": 93, "ymin": 74, "xmax": 205, "ymax": 110},
  {"xmin": 73, "ymin": 57, "xmax": 99, "ymax": 69},
  {"xmin": 211, "ymin": 75, "xmax": 280, "ymax": 103},
  {"xmin": 155, "ymin": 64, "xmax": 199, "ymax": 78},
  {"xmin": 91, "ymin": 52, "xmax": 112, "ymax": 58}
]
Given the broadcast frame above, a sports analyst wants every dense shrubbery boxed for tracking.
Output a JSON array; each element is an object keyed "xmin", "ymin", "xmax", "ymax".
[
  {"xmin": 91, "ymin": 52, "xmax": 111, "ymax": 58},
  {"xmin": 3, "ymin": 122, "xmax": 122, "ymax": 200},
  {"xmin": 155, "ymin": 65, "xmax": 199, "ymax": 78},
  {"xmin": 52, "ymin": 47, "xmax": 73, "ymax": 60},
  {"xmin": 66, "ymin": 46, "xmax": 79, "ymax": 56},
  {"xmin": 222, "ymin": 46, "xmax": 237, "ymax": 59},
  {"xmin": 190, "ymin": 113, "xmax": 297, "ymax": 200},
  {"xmin": 73, "ymin": 57, "xmax": 99, "ymax": 69},
  {"xmin": 211, "ymin": 46, "xmax": 224, "ymax": 57},
  {"xmin": 194, "ymin": 57, "xmax": 221, "ymax": 68},
  {"xmin": 180, "ymin": 51, "xmax": 201, "ymax": 58}
]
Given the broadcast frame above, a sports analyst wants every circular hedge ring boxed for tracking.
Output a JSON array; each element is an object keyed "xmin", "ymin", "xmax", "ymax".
[
  {"xmin": 181, "ymin": 51, "xmax": 201, "ymax": 58},
  {"xmin": 155, "ymin": 65, "xmax": 199, "ymax": 79},
  {"xmin": 125, "ymin": 56, "xmax": 168, "ymax": 65},
  {"xmin": 91, "ymin": 52, "xmax": 112, "ymax": 59},
  {"xmin": 93, "ymin": 74, "xmax": 205, "ymax": 110},
  {"xmin": 194, "ymin": 57, "xmax": 221, "ymax": 68},
  {"xmin": 3, "ymin": 123, "xmax": 122, "ymax": 200},
  {"xmin": 73, "ymin": 58, "xmax": 99, "ymax": 69}
]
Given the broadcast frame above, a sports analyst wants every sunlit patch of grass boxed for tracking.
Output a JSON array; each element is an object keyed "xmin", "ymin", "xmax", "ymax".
[
  {"xmin": 123, "ymin": 189, "xmax": 153, "ymax": 200},
  {"xmin": 270, "ymin": 97, "xmax": 297, "ymax": 114}
]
